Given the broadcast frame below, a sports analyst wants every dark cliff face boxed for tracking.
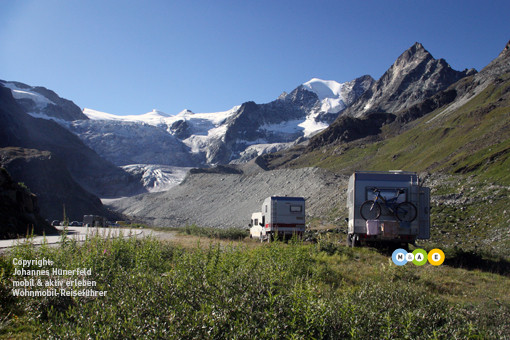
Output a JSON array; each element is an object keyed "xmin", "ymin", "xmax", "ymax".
[
  {"xmin": 0, "ymin": 147, "xmax": 118, "ymax": 221},
  {"xmin": 0, "ymin": 167, "xmax": 57, "ymax": 239},
  {"xmin": 229, "ymin": 86, "xmax": 321, "ymax": 131},
  {"xmin": 0, "ymin": 84, "xmax": 138, "ymax": 219},
  {"xmin": 342, "ymin": 42, "xmax": 475, "ymax": 118},
  {"xmin": 307, "ymin": 113, "xmax": 396, "ymax": 150}
]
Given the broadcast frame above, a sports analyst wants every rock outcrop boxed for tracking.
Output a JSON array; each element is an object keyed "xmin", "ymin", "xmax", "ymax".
[{"xmin": 0, "ymin": 167, "xmax": 57, "ymax": 239}]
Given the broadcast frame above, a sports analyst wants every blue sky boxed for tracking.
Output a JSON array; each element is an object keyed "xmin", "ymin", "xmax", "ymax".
[{"xmin": 1, "ymin": 0, "xmax": 509, "ymax": 116}]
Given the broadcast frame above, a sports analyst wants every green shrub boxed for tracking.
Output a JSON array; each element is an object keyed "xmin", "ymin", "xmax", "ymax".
[
  {"xmin": 1, "ymin": 235, "xmax": 507, "ymax": 338},
  {"xmin": 183, "ymin": 224, "xmax": 249, "ymax": 240}
]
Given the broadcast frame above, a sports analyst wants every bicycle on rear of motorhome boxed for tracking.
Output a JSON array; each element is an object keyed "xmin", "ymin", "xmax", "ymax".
[{"xmin": 360, "ymin": 188, "xmax": 417, "ymax": 222}]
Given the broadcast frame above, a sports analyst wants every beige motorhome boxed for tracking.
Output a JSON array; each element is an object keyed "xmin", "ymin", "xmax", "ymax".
[{"xmin": 347, "ymin": 171, "xmax": 430, "ymax": 249}]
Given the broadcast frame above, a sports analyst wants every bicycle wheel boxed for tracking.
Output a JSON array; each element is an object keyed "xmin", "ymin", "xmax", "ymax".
[
  {"xmin": 396, "ymin": 202, "xmax": 417, "ymax": 222},
  {"xmin": 360, "ymin": 200, "xmax": 381, "ymax": 220}
]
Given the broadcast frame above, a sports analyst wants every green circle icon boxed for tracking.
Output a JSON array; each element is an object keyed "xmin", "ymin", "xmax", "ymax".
[{"xmin": 412, "ymin": 249, "xmax": 428, "ymax": 266}]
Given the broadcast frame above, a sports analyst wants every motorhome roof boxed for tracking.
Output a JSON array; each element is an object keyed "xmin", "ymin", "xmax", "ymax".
[
  {"xmin": 268, "ymin": 196, "xmax": 305, "ymax": 201},
  {"xmin": 352, "ymin": 171, "xmax": 419, "ymax": 182},
  {"xmin": 353, "ymin": 170, "xmax": 417, "ymax": 175}
]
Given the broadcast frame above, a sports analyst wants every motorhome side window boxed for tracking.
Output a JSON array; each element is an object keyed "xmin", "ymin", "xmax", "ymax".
[
  {"xmin": 366, "ymin": 187, "xmax": 406, "ymax": 203},
  {"xmin": 290, "ymin": 205, "xmax": 302, "ymax": 212},
  {"xmin": 265, "ymin": 205, "xmax": 267, "ymax": 213}
]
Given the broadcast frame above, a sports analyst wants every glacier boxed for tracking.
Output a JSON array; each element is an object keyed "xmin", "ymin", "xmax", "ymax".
[{"xmin": 4, "ymin": 76, "xmax": 373, "ymax": 192}]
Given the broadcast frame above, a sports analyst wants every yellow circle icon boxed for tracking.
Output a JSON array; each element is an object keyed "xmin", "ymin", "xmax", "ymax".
[{"xmin": 428, "ymin": 248, "xmax": 445, "ymax": 266}]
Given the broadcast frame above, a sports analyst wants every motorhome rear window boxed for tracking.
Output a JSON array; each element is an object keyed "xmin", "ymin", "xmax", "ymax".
[
  {"xmin": 366, "ymin": 188, "xmax": 406, "ymax": 203},
  {"xmin": 290, "ymin": 205, "xmax": 302, "ymax": 212}
]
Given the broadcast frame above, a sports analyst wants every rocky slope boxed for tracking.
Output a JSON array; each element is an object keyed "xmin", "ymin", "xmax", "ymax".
[
  {"xmin": 0, "ymin": 147, "xmax": 119, "ymax": 221},
  {"xmin": 342, "ymin": 42, "xmax": 475, "ymax": 118},
  {"xmin": 0, "ymin": 167, "xmax": 57, "ymax": 239},
  {"xmin": 108, "ymin": 164, "xmax": 348, "ymax": 229}
]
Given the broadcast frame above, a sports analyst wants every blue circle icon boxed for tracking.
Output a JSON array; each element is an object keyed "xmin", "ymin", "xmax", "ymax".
[{"xmin": 392, "ymin": 248, "xmax": 408, "ymax": 266}]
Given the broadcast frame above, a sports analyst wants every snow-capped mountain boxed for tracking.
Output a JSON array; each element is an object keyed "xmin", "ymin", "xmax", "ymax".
[
  {"xmin": 1, "ymin": 76, "xmax": 373, "ymax": 190},
  {"xmin": 0, "ymin": 80, "xmax": 87, "ymax": 122},
  {"xmin": 2, "ymin": 42, "xmax": 480, "ymax": 197},
  {"xmin": 69, "ymin": 117, "xmax": 197, "ymax": 167},
  {"xmin": 302, "ymin": 76, "xmax": 374, "ymax": 114},
  {"xmin": 298, "ymin": 75, "xmax": 374, "ymax": 136},
  {"xmin": 79, "ymin": 106, "xmax": 241, "ymax": 166},
  {"xmin": 73, "ymin": 76, "xmax": 372, "ymax": 166}
]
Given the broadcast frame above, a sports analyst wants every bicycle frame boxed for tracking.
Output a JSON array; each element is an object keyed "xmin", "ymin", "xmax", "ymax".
[{"xmin": 371, "ymin": 189, "xmax": 404, "ymax": 215}]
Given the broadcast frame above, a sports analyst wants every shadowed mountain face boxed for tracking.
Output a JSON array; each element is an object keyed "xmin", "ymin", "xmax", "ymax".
[
  {"xmin": 0, "ymin": 147, "xmax": 118, "ymax": 221},
  {"xmin": 0, "ymin": 166, "xmax": 58, "ymax": 239},
  {"xmin": 0, "ymin": 84, "xmax": 144, "ymax": 198},
  {"xmin": 0, "ymin": 83, "xmax": 145, "ymax": 221}
]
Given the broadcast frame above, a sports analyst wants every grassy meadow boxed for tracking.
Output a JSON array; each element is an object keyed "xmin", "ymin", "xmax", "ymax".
[{"xmin": 1, "ymin": 229, "xmax": 509, "ymax": 339}]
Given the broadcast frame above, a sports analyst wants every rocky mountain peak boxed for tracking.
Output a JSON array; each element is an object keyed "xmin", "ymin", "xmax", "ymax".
[
  {"xmin": 0, "ymin": 80, "xmax": 87, "ymax": 121},
  {"xmin": 277, "ymin": 91, "xmax": 289, "ymax": 100},
  {"xmin": 394, "ymin": 42, "xmax": 431, "ymax": 66},
  {"xmin": 341, "ymin": 42, "xmax": 472, "ymax": 118},
  {"xmin": 283, "ymin": 86, "xmax": 320, "ymax": 107},
  {"xmin": 476, "ymin": 39, "xmax": 510, "ymax": 80},
  {"xmin": 498, "ymin": 39, "xmax": 510, "ymax": 59}
]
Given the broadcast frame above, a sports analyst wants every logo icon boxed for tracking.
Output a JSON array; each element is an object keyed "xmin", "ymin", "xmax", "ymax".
[
  {"xmin": 428, "ymin": 248, "xmax": 445, "ymax": 266},
  {"xmin": 391, "ymin": 248, "xmax": 444, "ymax": 266},
  {"xmin": 412, "ymin": 249, "xmax": 428, "ymax": 266},
  {"xmin": 392, "ymin": 248, "xmax": 408, "ymax": 266}
]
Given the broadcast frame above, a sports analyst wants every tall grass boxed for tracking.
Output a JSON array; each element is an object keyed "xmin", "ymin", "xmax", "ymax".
[
  {"xmin": 1, "ymin": 234, "xmax": 508, "ymax": 339},
  {"xmin": 182, "ymin": 224, "xmax": 249, "ymax": 240}
]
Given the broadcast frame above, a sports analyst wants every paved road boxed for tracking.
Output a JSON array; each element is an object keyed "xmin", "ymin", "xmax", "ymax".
[{"xmin": 0, "ymin": 226, "xmax": 151, "ymax": 250}]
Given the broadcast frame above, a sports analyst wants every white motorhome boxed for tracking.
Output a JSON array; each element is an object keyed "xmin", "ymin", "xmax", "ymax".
[
  {"xmin": 347, "ymin": 171, "xmax": 430, "ymax": 248},
  {"xmin": 249, "ymin": 212, "xmax": 263, "ymax": 239},
  {"xmin": 249, "ymin": 196, "xmax": 306, "ymax": 241}
]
